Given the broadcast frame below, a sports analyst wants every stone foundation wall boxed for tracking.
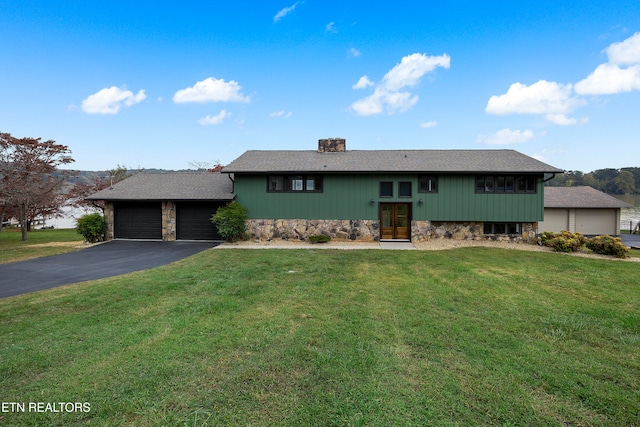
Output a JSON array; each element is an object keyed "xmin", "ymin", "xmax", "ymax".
[
  {"xmin": 246, "ymin": 218, "xmax": 537, "ymax": 243},
  {"xmin": 412, "ymin": 220, "xmax": 536, "ymax": 243},
  {"xmin": 247, "ymin": 219, "xmax": 379, "ymax": 242}
]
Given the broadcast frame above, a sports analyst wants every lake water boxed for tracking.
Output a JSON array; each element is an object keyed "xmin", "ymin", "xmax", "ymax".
[
  {"xmin": 45, "ymin": 206, "xmax": 99, "ymax": 229},
  {"xmin": 615, "ymin": 195, "xmax": 640, "ymax": 232}
]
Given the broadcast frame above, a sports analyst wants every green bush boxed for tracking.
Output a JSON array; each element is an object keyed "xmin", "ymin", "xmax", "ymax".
[
  {"xmin": 211, "ymin": 201, "xmax": 248, "ymax": 242},
  {"xmin": 538, "ymin": 231, "xmax": 557, "ymax": 247},
  {"xmin": 76, "ymin": 213, "xmax": 107, "ymax": 243},
  {"xmin": 539, "ymin": 230, "xmax": 587, "ymax": 253},
  {"xmin": 586, "ymin": 235, "xmax": 629, "ymax": 258},
  {"xmin": 309, "ymin": 234, "xmax": 331, "ymax": 244}
]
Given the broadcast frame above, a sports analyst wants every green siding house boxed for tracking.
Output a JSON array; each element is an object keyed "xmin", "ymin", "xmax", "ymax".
[{"xmin": 222, "ymin": 138, "xmax": 563, "ymax": 242}]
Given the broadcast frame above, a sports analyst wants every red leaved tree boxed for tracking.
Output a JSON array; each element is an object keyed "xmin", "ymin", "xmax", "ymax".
[
  {"xmin": 0, "ymin": 132, "xmax": 74, "ymax": 241},
  {"xmin": 67, "ymin": 165, "xmax": 132, "ymax": 213}
]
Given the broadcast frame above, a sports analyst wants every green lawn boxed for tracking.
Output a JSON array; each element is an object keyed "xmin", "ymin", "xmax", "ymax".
[
  {"xmin": 0, "ymin": 248, "xmax": 638, "ymax": 426},
  {"xmin": 0, "ymin": 229, "xmax": 84, "ymax": 263}
]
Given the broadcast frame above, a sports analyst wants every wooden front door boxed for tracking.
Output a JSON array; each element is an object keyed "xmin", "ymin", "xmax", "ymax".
[{"xmin": 380, "ymin": 203, "xmax": 411, "ymax": 240}]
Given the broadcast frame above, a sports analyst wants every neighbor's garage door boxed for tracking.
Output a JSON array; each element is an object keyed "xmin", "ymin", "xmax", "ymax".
[
  {"xmin": 114, "ymin": 202, "xmax": 162, "ymax": 239},
  {"xmin": 576, "ymin": 209, "xmax": 617, "ymax": 236},
  {"xmin": 539, "ymin": 208, "xmax": 569, "ymax": 233},
  {"xmin": 176, "ymin": 202, "xmax": 224, "ymax": 240}
]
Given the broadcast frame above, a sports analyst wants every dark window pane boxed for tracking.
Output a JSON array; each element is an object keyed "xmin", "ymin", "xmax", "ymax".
[
  {"xmin": 484, "ymin": 176, "xmax": 494, "ymax": 192},
  {"xmin": 312, "ymin": 176, "xmax": 323, "ymax": 191},
  {"xmin": 496, "ymin": 176, "xmax": 505, "ymax": 192},
  {"xmin": 269, "ymin": 176, "xmax": 285, "ymax": 192},
  {"xmin": 526, "ymin": 177, "xmax": 536, "ymax": 192},
  {"xmin": 399, "ymin": 181, "xmax": 412, "ymax": 197},
  {"xmin": 505, "ymin": 176, "xmax": 515, "ymax": 192},
  {"xmin": 380, "ymin": 181, "xmax": 393, "ymax": 197}
]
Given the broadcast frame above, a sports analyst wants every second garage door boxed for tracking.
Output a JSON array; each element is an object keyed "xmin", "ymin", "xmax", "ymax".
[{"xmin": 176, "ymin": 202, "xmax": 224, "ymax": 240}]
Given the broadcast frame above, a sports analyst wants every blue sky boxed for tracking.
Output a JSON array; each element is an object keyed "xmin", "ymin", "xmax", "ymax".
[{"xmin": 1, "ymin": 1, "xmax": 640, "ymax": 172}]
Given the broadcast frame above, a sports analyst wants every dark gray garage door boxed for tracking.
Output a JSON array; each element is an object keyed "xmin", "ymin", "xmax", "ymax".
[
  {"xmin": 176, "ymin": 202, "xmax": 224, "ymax": 240},
  {"xmin": 114, "ymin": 202, "xmax": 162, "ymax": 239}
]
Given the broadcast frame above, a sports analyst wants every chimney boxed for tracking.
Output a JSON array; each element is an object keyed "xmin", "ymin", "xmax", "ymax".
[{"xmin": 318, "ymin": 138, "xmax": 346, "ymax": 153}]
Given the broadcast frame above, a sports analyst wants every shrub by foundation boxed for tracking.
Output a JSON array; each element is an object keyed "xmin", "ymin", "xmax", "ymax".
[
  {"xmin": 586, "ymin": 235, "xmax": 629, "ymax": 258},
  {"xmin": 309, "ymin": 234, "xmax": 331, "ymax": 244},
  {"xmin": 211, "ymin": 202, "xmax": 248, "ymax": 242},
  {"xmin": 76, "ymin": 213, "xmax": 107, "ymax": 243},
  {"xmin": 540, "ymin": 231, "xmax": 587, "ymax": 253}
]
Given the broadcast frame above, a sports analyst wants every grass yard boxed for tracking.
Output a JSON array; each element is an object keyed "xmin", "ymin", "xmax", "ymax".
[
  {"xmin": 0, "ymin": 229, "xmax": 84, "ymax": 263},
  {"xmin": 0, "ymin": 247, "xmax": 639, "ymax": 426}
]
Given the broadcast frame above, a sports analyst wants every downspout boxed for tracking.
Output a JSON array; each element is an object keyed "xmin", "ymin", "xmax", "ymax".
[
  {"xmin": 543, "ymin": 173, "xmax": 557, "ymax": 183},
  {"xmin": 227, "ymin": 173, "xmax": 235, "ymax": 195}
]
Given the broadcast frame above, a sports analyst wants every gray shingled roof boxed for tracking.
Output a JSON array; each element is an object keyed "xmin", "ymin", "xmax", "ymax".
[
  {"xmin": 222, "ymin": 149, "xmax": 563, "ymax": 174},
  {"xmin": 544, "ymin": 186, "xmax": 631, "ymax": 208},
  {"xmin": 86, "ymin": 172, "xmax": 235, "ymax": 201}
]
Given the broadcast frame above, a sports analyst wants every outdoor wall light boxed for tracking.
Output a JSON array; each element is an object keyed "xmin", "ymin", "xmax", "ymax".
[
  {"xmin": 418, "ymin": 198, "xmax": 424, "ymax": 205},
  {"xmin": 370, "ymin": 198, "xmax": 375, "ymax": 205}
]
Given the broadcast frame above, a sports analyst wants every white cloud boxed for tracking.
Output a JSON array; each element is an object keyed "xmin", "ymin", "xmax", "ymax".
[
  {"xmin": 477, "ymin": 128, "xmax": 535, "ymax": 145},
  {"xmin": 82, "ymin": 86, "xmax": 146, "ymax": 114},
  {"xmin": 352, "ymin": 75, "xmax": 374, "ymax": 89},
  {"xmin": 420, "ymin": 121, "xmax": 438, "ymax": 128},
  {"xmin": 575, "ymin": 32, "xmax": 640, "ymax": 95},
  {"xmin": 485, "ymin": 80, "xmax": 584, "ymax": 125},
  {"xmin": 350, "ymin": 52, "xmax": 450, "ymax": 116},
  {"xmin": 326, "ymin": 22, "xmax": 337, "ymax": 33},
  {"xmin": 269, "ymin": 110, "xmax": 293, "ymax": 118},
  {"xmin": 350, "ymin": 91, "xmax": 384, "ymax": 116},
  {"xmin": 606, "ymin": 32, "xmax": 640, "ymax": 65},
  {"xmin": 349, "ymin": 47, "xmax": 362, "ymax": 57},
  {"xmin": 381, "ymin": 53, "xmax": 451, "ymax": 91},
  {"xmin": 575, "ymin": 62, "xmax": 640, "ymax": 95},
  {"xmin": 274, "ymin": 2, "xmax": 299, "ymax": 22},
  {"xmin": 197, "ymin": 110, "xmax": 231, "ymax": 125},
  {"xmin": 173, "ymin": 77, "xmax": 250, "ymax": 104}
]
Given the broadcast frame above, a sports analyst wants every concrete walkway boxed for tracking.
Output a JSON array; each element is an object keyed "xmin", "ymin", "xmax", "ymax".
[{"xmin": 379, "ymin": 241, "xmax": 416, "ymax": 250}]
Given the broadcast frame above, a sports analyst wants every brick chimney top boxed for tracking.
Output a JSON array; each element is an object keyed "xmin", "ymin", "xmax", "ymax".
[{"xmin": 318, "ymin": 138, "xmax": 346, "ymax": 153}]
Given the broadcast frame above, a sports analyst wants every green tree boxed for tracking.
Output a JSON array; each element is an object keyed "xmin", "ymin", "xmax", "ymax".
[{"xmin": 614, "ymin": 170, "xmax": 635, "ymax": 194}]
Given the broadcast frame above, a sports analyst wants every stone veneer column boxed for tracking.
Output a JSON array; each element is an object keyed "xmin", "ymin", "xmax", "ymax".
[
  {"xmin": 162, "ymin": 201, "xmax": 176, "ymax": 241},
  {"xmin": 104, "ymin": 202, "xmax": 115, "ymax": 240}
]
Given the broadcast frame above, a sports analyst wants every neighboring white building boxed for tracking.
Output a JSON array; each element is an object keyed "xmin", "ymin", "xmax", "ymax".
[{"xmin": 540, "ymin": 186, "xmax": 632, "ymax": 236}]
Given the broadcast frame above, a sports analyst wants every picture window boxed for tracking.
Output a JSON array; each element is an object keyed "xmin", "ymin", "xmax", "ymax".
[
  {"xmin": 267, "ymin": 175, "xmax": 323, "ymax": 192},
  {"xmin": 476, "ymin": 175, "xmax": 536, "ymax": 194}
]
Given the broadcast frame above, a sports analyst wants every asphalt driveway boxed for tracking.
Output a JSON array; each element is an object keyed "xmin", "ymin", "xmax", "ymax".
[{"xmin": 0, "ymin": 240, "xmax": 218, "ymax": 299}]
